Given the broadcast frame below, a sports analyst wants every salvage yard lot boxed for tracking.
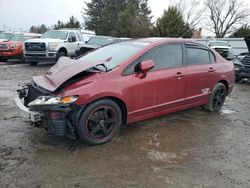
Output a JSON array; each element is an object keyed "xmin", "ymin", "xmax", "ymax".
[{"xmin": 0, "ymin": 61, "xmax": 250, "ymax": 188}]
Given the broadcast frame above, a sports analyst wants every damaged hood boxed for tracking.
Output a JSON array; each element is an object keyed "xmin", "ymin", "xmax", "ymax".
[
  {"xmin": 244, "ymin": 36, "xmax": 250, "ymax": 52},
  {"xmin": 33, "ymin": 57, "xmax": 106, "ymax": 92}
]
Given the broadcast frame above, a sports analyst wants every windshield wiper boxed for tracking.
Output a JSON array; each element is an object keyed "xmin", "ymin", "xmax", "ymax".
[{"xmin": 89, "ymin": 64, "xmax": 108, "ymax": 72}]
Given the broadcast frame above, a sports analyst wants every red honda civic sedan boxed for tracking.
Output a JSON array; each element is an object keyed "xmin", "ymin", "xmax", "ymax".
[{"xmin": 15, "ymin": 38, "xmax": 235, "ymax": 145}]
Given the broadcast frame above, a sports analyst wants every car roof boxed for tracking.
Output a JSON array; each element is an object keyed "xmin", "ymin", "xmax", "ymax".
[
  {"xmin": 127, "ymin": 37, "xmax": 202, "ymax": 45},
  {"xmin": 90, "ymin": 35, "xmax": 119, "ymax": 39}
]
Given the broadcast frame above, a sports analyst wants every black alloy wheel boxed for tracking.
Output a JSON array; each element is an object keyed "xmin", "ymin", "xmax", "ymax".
[
  {"xmin": 204, "ymin": 83, "xmax": 227, "ymax": 112},
  {"xmin": 212, "ymin": 86, "xmax": 227, "ymax": 111},
  {"xmin": 77, "ymin": 99, "xmax": 122, "ymax": 145}
]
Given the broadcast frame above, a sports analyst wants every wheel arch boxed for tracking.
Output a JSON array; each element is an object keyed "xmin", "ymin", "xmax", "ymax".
[
  {"xmin": 218, "ymin": 80, "xmax": 229, "ymax": 94},
  {"xmin": 58, "ymin": 47, "xmax": 68, "ymax": 56},
  {"xmin": 82, "ymin": 96, "xmax": 128, "ymax": 125}
]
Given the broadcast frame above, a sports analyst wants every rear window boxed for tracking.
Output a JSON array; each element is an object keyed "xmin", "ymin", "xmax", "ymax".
[{"xmin": 187, "ymin": 47, "xmax": 211, "ymax": 65}]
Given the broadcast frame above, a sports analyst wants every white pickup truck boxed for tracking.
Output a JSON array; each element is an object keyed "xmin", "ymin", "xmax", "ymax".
[{"xmin": 23, "ymin": 29, "xmax": 84, "ymax": 66}]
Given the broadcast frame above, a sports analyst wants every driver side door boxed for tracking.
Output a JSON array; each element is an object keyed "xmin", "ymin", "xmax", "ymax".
[{"xmin": 67, "ymin": 32, "xmax": 78, "ymax": 56}]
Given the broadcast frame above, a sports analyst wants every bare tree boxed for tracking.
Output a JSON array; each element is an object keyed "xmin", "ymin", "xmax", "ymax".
[
  {"xmin": 170, "ymin": 0, "xmax": 204, "ymax": 28},
  {"xmin": 206, "ymin": 0, "xmax": 250, "ymax": 37}
]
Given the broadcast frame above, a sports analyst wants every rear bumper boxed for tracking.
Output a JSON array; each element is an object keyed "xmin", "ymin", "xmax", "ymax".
[{"xmin": 14, "ymin": 94, "xmax": 41, "ymax": 122}]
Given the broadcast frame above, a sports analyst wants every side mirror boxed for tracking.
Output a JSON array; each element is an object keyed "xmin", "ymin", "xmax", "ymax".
[
  {"xmin": 137, "ymin": 60, "xmax": 155, "ymax": 78},
  {"xmin": 68, "ymin": 36, "xmax": 76, "ymax": 42}
]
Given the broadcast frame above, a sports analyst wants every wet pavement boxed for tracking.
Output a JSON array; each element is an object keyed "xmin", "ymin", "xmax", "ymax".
[{"xmin": 0, "ymin": 61, "xmax": 250, "ymax": 188}]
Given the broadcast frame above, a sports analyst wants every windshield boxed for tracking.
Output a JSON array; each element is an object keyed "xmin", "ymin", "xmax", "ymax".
[
  {"xmin": 0, "ymin": 33, "xmax": 14, "ymax": 40},
  {"xmin": 209, "ymin": 41, "xmax": 228, "ymax": 47},
  {"xmin": 41, "ymin": 31, "xmax": 68, "ymax": 40},
  {"xmin": 78, "ymin": 41, "xmax": 150, "ymax": 70},
  {"xmin": 87, "ymin": 36, "xmax": 115, "ymax": 46},
  {"xmin": 10, "ymin": 35, "xmax": 32, "ymax": 42}
]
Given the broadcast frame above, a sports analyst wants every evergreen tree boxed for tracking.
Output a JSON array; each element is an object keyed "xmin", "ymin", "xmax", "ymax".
[
  {"xmin": 83, "ymin": 0, "xmax": 107, "ymax": 34},
  {"xmin": 115, "ymin": 0, "xmax": 152, "ymax": 37},
  {"xmin": 153, "ymin": 6, "xmax": 193, "ymax": 38},
  {"xmin": 83, "ymin": 0, "xmax": 152, "ymax": 37},
  {"xmin": 230, "ymin": 25, "xmax": 250, "ymax": 38},
  {"xmin": 54, "ymin": 16, "xmax": 80, "ymax": 30}
]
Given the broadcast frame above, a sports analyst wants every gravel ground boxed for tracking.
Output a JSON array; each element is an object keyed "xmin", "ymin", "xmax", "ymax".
[{"xmin": 0, "ymin": 61, "xmax": 249, "ymax": 188}]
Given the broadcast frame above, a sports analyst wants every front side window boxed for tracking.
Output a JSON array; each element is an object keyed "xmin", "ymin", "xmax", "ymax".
[
  {"xmin": 141, "ymin": 44, "xmax": 183, "ymax": 71},
  {"xmin": 187, "ymin": 47, "xmax": 211, "ymax": 65},
  {"xmin": 68, "ymin": 32, "xmax": 77, "ymax": 40}
]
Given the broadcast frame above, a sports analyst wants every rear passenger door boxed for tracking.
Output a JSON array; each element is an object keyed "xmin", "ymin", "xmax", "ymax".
[{"xmin": 185, "ymin": 43, "xmax": 218, "ymax": 104}]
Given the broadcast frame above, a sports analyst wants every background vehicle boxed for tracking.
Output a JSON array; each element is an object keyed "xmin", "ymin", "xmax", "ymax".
[
  {"xmin": 234, "ymin": 36, "xmax": 250, "ymax": 82},
  {"xmin": 0, "ymin": 33, "xmax": 41, "ymax": 62},
  {"xmin": 0, "ymin": 32, "xmax": 15, "ymax": 42},
  {"xmin": 208, "ymin": 41, "xmax": 234, "ymax": 60},
  {"xmin": 23, "ymin": 29, "xmax": 84, "ymax": 66},
  {"xmin": 15, "ymin": 38, "xmax": 234, "ymax": 145},
  {"xmin": 81, "ymin": 29, "xmax": 96, "ymax": 42},
  {"xmin": 75, "ymin": 36, "xmax": 122, "ymax": 56}
]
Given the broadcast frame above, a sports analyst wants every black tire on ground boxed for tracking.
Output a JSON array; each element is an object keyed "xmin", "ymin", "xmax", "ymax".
[
  {"xmin": 235, "ymin": 75, "xmax": 242, "ymax": 83},
  {"xmin": 20, "ymin": 57, "xmax": 25, "ymax": 63},
  {"xmin": 57, "ymin": 51, "xmax": 66, "ymax": 61},
  {"xmin": 1, "ymin": 58, "xmax": 8, "ymax": 62},
  {"xmin": 77, "ymin": 99, "xmax": 123, "ymax": 145},
  {"xmin": 28, "ymin": 62, "xmax": 38, "ymax": 66},
  {"xmin": 203, "ymin": 83, "xmax": 227, "ymax": 112}
]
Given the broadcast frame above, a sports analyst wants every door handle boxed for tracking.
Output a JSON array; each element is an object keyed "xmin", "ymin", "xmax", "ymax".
[
  {"xmin": 208, "ymin": 67, "xmax": 216, "ymax": 72},
  {"xmin": 174, "ymin": 72, "xmax": 184, "ymax": 79}
]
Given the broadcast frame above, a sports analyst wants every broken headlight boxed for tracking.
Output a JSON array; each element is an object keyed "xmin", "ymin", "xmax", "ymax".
[{"xmin": 28, "ymin": 96, "xmax": 79, "ymax": 107}]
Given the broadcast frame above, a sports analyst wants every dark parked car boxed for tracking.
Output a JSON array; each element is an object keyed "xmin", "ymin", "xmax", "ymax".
[
  {"xmin": 14, "ymin": 38, "xmax": 234, "ymax": 145},
  {"xmin": 75, "ymin": 36, "xmax": 121, "ymax": 56},
  {"xmin": 234, "ymin": 36, "xmax": 250, "ymax": 82}
]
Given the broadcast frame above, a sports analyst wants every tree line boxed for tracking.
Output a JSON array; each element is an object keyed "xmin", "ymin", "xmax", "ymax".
[{"xmin": 30, "ymin": 0, "xmax": 250, "ymax": 38}]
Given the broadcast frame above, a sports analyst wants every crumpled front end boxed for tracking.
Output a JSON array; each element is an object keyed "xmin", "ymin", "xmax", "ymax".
[{"xmin": 14, "ymin": 82, "xmax": 82, "ymax": 140}]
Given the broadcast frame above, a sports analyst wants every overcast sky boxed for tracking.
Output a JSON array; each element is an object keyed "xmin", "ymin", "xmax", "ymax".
[
  {"xmin": 0, "ymin": 0, "xmax": 249, "ymax": 35},
  {"xmin": 0, "ymin": 0, "xmax": 169, "ymax": 32}
]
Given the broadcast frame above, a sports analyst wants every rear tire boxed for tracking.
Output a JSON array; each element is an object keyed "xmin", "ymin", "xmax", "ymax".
[
  {"xmin": 77, "ymin": 99, "xmax": 122, "ymax": 145},
  {"xmin": 203, "ymin": 83, "xmax": 227, "ymax": 112}
]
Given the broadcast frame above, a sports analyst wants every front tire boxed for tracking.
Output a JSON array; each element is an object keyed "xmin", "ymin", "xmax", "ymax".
[
  {"xmin": 1, "ymin": 58, "xmax": 8, "ymax": 62},
  {"xmin": 203, "ymin": 83, "xmax": 227, "ymax": 112},
  {"xmin": 77, "ymin": 99, "xmax": 122, "ymax": 145},
  {"xmin": 28, "ymin": 62, "xmax": 38, "ymax": 66},
  {"xmin": 57, "ymin": 51, "xmax": 66, "ymax": 61}
]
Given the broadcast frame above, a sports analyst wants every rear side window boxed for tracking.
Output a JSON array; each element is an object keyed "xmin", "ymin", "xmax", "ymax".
[
  {"xmin": 76, "ymin": 33, "xmax": 82, "ymax": 42},
  {"xmin": 187, "ymin": 47, "xmax": 211, "ymax": 65},
  {"xmin": 141, "ymin": 44, "xmax": 183, "ymax": 71}
]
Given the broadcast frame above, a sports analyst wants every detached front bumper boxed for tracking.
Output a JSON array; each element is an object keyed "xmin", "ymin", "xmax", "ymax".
[
  {"xmin": 14, "ymin": 86, "xmax": 79, "ymax": 139},
  {"xmin": 14, "ymin": 94, "xmax": 42, "ymax": 122}
]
